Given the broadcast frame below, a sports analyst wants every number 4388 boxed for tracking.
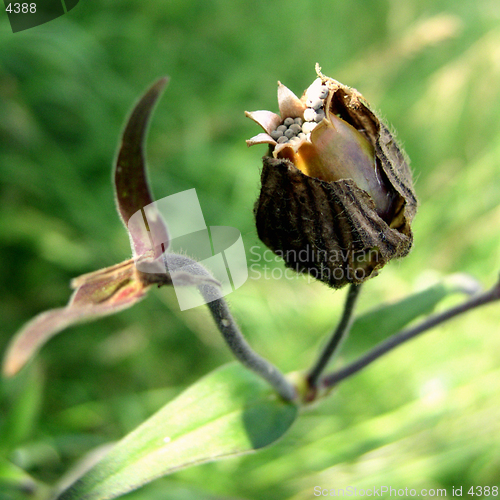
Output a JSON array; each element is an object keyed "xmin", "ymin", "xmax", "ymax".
[
  {"xmin": 6, "ymin": 3, "xmax": 37, "ymax": 13},
  {"xmin": 468, "ymin": 486, "xmax": 498, "ymax": 496}
]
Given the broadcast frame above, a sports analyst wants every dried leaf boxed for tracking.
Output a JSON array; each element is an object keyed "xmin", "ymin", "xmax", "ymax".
[
  {"xmin": 115, "ymin": 77, "xmax": 170, "ymax": 258},
  {"xmin": 3, "ymin": 261, "xmax": 148, "ymax": 377}
]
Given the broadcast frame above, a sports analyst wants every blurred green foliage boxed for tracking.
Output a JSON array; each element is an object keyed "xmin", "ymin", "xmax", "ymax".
[{"xmin": 0, "ymin": 0, "xmax": 499, "ymax": 498}]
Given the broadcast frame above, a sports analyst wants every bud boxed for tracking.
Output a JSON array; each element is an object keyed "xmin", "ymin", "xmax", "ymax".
[{"xmin": 246, "ymin": 65, "xmax": 417, "ymax": 288}]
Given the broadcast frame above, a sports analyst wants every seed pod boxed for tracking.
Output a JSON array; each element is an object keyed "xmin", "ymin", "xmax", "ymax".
[{"xmin": 245, "ymin": 64, "xmax": 417, "ymax": 288}]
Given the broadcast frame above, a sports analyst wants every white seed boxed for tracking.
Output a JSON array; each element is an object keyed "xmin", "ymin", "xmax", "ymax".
[
  {"xmin": 302, "ymin": 121, "xmax": 317, "ymax": 134},
  {"xmin": 289, "ymin": 123, "xmax": 302, "ymax": 134},
  {"xmin": 283, "ymin": 117, "xmax": 294, "ymax": 126},
  {"xmin": 277, "ymin": 124, "xmax": 287, "ymax": 132},
  {"xmin": 294, "ymin": 117, "xmax": 303, "ymax": 125},
  {"xmin": 270, "ymin": 130, "xmax": 283, "ymax": 140},
  {"xmin": 303, "ymin": 108, "xmax": 316, "ymax": 122},
  {"xmin": 318, "ymin": 86, "xmax": 329, "ymax": 99},
  {"xmin": 277, "ymin": 136, "xmax": 289, "ymax": 143},
  {"xmin": 284, "ymin": 128, "xmax": 295, "ymax": 138},
  {"xmin": 298, "ymin": 132, "xmax": 307, "ymax": 139},
  {"xmin": 314, "ymin": 109, "xmax": 325, "ymax": 122},
  {"xmin": 306, "ymin": 98, "xmax": 324, "ymax": 110}
]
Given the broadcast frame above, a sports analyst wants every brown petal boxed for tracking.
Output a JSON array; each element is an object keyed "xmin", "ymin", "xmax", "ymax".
[{"xmin": 115, "ymin": 78, "xmax": 170, "ymax": 258}]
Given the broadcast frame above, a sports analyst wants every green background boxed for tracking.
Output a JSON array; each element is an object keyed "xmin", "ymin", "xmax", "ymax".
[{"xmin": 1, "ymin": 0, "xmax": 499, "ymax": 498}]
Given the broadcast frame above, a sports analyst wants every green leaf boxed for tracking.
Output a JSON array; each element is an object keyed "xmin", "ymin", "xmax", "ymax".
[
  {"xmin": 345, "ymin": 274, "xmax": 481, "ymax": 358},
  {"xmin": 0, "ymin": 364, "xmax": 44, "ymax": 449},
  {"xmin": 56, "ymin": 363, "xmax": 298, "ymax": 500},
  {"xmin": 0, "ymin": 459, "xmax": 49, "ymax": 500}
]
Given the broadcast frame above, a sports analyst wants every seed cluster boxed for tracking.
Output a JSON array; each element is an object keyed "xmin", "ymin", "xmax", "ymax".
[{"xmin": 271, "ymin": 83, "xmax": 329, "ymax": 146}]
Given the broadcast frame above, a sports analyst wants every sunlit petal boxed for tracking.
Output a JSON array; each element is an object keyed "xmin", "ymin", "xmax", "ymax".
[
  {"xmin": 245, "ymin": 110, "xmax": 282, "ymax": 134},
  {"xmin": 246, "ymin": 133, "xmax": 277, "ymax": 147},
  {"xmin": 277, "ymin": 82, "xmax": 305, "ymax": 118}
]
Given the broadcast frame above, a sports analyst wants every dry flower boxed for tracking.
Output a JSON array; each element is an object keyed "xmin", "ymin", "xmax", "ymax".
[{"xmin": 246, "ymin": 64, "xmax": 417, "ymax": 288}]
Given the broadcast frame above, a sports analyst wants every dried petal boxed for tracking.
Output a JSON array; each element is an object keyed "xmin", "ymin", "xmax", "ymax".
[
  {"xmin": 245, "ymin": 110, "xmax": 282, "ymax": 135},
  {"xmin": 246, "ymin": 132, "xmax": 277, "ymax": 147}
]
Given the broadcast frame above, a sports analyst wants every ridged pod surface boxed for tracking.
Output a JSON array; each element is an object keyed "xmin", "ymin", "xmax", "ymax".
[{"xmin": 246, "ymin": 65, "xmax": 417, "ymax": 288}]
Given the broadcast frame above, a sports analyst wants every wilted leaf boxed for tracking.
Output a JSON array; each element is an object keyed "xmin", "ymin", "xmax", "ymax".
[
  {"xmin": 56, "ymin": 363, "xmax": 299, "ymax": 500},
  {"xmin": 2, "ymin": 260, "xmax": 148, "ymax": 377},
  {"xmin": 2, "ymin": 79, "xmax": 177, "ymax": 377},
  {"xmin": 115, "ymin": 77, "xmax": 170, "ymax": 258}
]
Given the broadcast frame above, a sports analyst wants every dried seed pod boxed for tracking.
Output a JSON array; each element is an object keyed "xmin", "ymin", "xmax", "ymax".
[{"xmin": 245, "ymin": 64, "xmax": 417, "ymax": 288}]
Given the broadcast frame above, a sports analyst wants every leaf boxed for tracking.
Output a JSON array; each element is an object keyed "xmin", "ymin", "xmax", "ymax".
[
  {"xmin": 0, "ymin": 364, "xmax": 44, "ymax": 448},
  {"xmin": 2, "ymin": 260, "xmax": 148, "ymax": 377},
  {"xmin": 3, "ymin": 78, "xmax": 178, "ymax": 377},
  {"xmin": 0, "ymin": 458, "xmax": 49, "ymax": 500},
  {"xmin": 56, "ymin": 363, "xmax": 298, "ymax": 500},
  {"xmin": 115, "ymin": 77, "xmax": 170, "ymax": 258},
  {"xmin": 344, "ymin": 273, "xmax": 482, "ymax": 358}
]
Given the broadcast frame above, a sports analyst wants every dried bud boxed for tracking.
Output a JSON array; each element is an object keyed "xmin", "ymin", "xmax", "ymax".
[{"xmin": 246, "ymin": 65, "xmax": 417, "ymax": 288}]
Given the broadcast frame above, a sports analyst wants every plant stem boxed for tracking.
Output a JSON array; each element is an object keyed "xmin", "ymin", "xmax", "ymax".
[
  {"xmin": 164, "ymin": 253, "xmax": 297, "ymax": 401},
  {"xmin": 205, "ymin": 296, "xmax": 297, "ymax": 401},
  {"xmin": 307, "ymin": 283, "xmax": 362, "ymax": 390},
  {"xmin": 321, "ymin": 277, "xmax": 500, "ymax": 389}
]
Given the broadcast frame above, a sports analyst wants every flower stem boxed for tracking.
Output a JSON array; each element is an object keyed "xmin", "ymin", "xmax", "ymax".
[
  {"xmin": 306, "ymin": 283, "xmax": 362, "ymax": 391},
  {"xmin": 205, "ymin": 296, "xmax": 297, "ymax": 401},
  {"xmin": 321, "ymin": 277, "xmax": 500, "ymax": 389},
  {"xmin": 164, "ymin": 253, "xmax": 297, "ymax": 401}
]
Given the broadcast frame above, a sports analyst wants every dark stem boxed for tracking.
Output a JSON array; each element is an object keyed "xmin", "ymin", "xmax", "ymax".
[
  {"xmin": 204, "ymin": 297, "xmax": 296, "ymax": 401},
  {"xmin": 321, "ymin": 278, "xmax": 500, "ymax": 389},
  {"xmin": 163, "ymin": 254, "xmax": 297, "ymax": 401},
  {"xmin": 307, "ymin": 283, "xmax": 362, "ymax": 390}
]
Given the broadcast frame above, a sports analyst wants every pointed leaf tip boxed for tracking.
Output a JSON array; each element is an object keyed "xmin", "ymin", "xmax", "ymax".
[{"xmin": 115, "ymin": 77, "xmax": 171, "ymax": 257}]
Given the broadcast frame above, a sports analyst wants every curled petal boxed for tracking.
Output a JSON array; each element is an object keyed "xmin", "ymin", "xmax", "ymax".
[
  {"xmin": 274, "ymin": 139, "xmax": 307, "ymax": 159},
  {"xmin": 278, "ymin": 82, "xmax": 305, "ymax": 118},
  {"xmin": 245, "ymin": 110, "xmax": 282, "ymax": 134},
  {"xmin": 246, "ymin": 133, "xmax": 277, "ymax": 147}
]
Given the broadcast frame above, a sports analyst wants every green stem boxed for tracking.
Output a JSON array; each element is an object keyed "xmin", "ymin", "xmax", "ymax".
[
  {"xmin": 321, "ymin": 277, "xmax": 500, "ymax": 389},
  {"xmin": 307, "ymin": 283, "xmax": 362, "ymax": 390},
  {"xmin": 164, "ymin": 254, "xmax": 297, "ymax": 401}
]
